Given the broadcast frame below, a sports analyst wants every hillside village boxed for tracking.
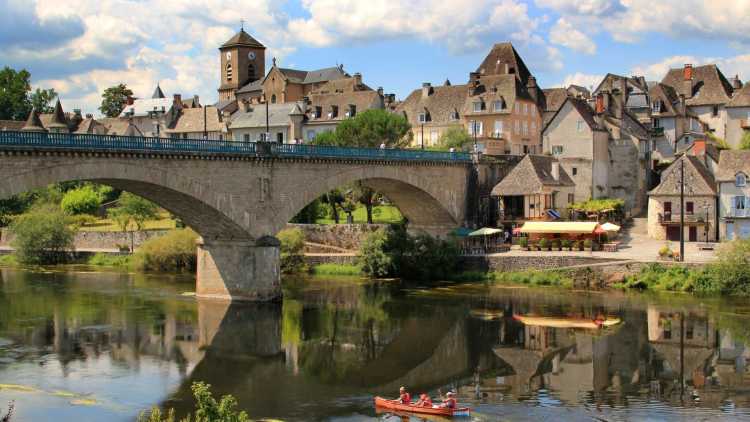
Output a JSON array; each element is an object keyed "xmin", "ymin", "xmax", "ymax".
[{"xmin": 4, "ymin": 27, "xmax": 750, "ymax": 244}]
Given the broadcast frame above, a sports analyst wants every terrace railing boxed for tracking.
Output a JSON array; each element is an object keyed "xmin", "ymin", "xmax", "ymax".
[{"xmin": 0, "ymin": 131, "xmax": 472, "ymax": 163}]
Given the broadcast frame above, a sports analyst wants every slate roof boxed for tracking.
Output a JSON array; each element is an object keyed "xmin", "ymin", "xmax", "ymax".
[
  {"xmin": 166, "ymin": 106, "xmax": 223, "ymax": 134},
  {"xmin": 152, "ymin": 85, "xmax": 166, "ymax": 99},
  {"xmin": 543, "ymin": 96, "xmax": 604, "ymax": 133},
  {"xmin": 0, "ymin": 120, "xmax": 24, "ymax": 131},
  {"xmin": 476, "ymin": 42, "xmax": 532, "ymax": 86},
  {"xmin": 716, "ymin": 150, "xmax": 750, "ymax": 182},
  {"xmin": 395, "ymin": 84, "xmax": 468, "ymax": 128},
  {"xmin": 491, "ymin": 155, "xmax": 574, "ymax": 196},
  {"xmin": 463, "ymin": 74, "xmax": 532, "ymax": 117},
  {"xmin": 303, "ymin": 67, "xmax": 348, "ymax": 84},
  {"xmin": 21, "ymin": 108, "xmax": 46, "ymax": 132},
  {"xmin": 727, "ymin": 82, "xmax": 750, "ymax": 108},
  {"xmin": 649, "ymin": 154, "xmax": 716, "ymax": 196},
  {"xmin": 100, "ymin": 118, "xmax": 143, "ymax": 136},
  {"xmin": 221, "ymin": 29, "xmax": 265, "ymax": 49},
  {"xmin": 74, "ymin": 117, "xmax": 108, "ymax": 134},
  {"xmin": 236, "ymin": 79, "xmax": 263, "ymax": 94},
  {"xmin": 661, "ymin": 64, "xmax": 734, "ymax": 106},
  {"xmin": 541, "ymin": 88, "xmax": 568, "ymax": 112},
  {"xmin": 229, "ymin": 102, "xmax": 304, "ymax": 129}
]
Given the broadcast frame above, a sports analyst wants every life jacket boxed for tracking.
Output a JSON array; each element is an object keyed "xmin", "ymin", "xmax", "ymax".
[
  {"xmin": 400, "ymin": 392, "xmax": 411, "ymax": 404},
  {"xmin": 421, "ymin": 397, "xmax": 433, "ymax": 407},
  {"xmin": 444, "ymin": 398, "xmax": 456, "ymax": 409}
]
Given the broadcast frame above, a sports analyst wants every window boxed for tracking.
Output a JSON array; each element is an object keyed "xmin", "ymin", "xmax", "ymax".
[
  {"xmin": 522, "ymin": 121, "xmax": 528, "ymax": 136},
  {"xmin": 243, "ymin": 133, "xmax": 250, "ymax": 142},
  {"xmin": 514, "ymin": 120, "xmax": 520, "ymax": 134},
  {"xmin": 576, "ymin": 120, "xmax": 585, "ymax": 132},
  {"xmin": 737, "ymin": 173, "xmax": 747, "ymax": 187},
  {"xmin": 271, "ymin": 94, "xmax": 277, "ymax": 104},
  {"xmin": 473, "ymin": 101, "xmax": 483, "ymax": 112},
  {"xmin": 248, "ymin": 63, "xmax": 255, "ymax": 80},
  {"xmin": 226, "ymin": 63, "xmax": 233, "ymax": 81},
  {"xmin": 468, "ymin": 120, "xmax": 483, "ymax": 136},
  {"xmin": 348, "ymin": 105, "xmax": 356, "ymax": 118},
  {"xmin": 686, "ymin": 201, "xmax": 694, "ymax": 215},
  {"xmin": 531, "ymin": 107, "xmax": 536, "ymax": 117},
  {"xmin": 330, "ymin": 105, "xmax": 338, "ymax": 118},
  {"xmin": 523, "ymin": 145, "xmax": 528, "ymax": 154},
  {"xmin": 572, "ymin": 167, "xmax": 578, "ymax": 176},
  {"xmin": 551, "ymin": 145, "xmax": 563, "ymax": 155},
  {"xmin": 493, "ymin": 100, "xmax": 505, "ymax": 111},
  {"xmin": 418, "ymin": 113, "xmax": 427, "ymax": 123},
  {"xmin": 450, "ymin": 110, "xmax": 459, "ymax": 120},
  {"xmin": 523, "ymin": 103, "xmax": 528, "ymax": 115},
  {"xmin": 652, "ymin": 100, "xmax": 661, "ymax": 113},
  {"xmin": 712, "ymin": 105, "xmax": 719, "ymax": 117},
  {"xmin": 653, "ymin": 118, "xmax": 661, "ymax": 128},
  {"xmin": 735, "ymin": 196, "xmax": 746, "ymax": 210},
  {"xmin": 277, "ymin": 132, "xmax": 284, "ymax": 143},
  {"xmin": 493, "ymin": 121, "xmax": 503, "ymax": 137},
  {"xmin": 306, "ymin": 130, "xmax": 315, "ymax": 140},
  {"xmin": 531, "ymin": 121, "xmax": 536, "ymax": 132}
]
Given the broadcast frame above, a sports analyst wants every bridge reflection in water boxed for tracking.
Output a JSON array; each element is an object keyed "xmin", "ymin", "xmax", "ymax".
[{"xmin": 3, "ymin": 269, "xmax": 750, "ymax": 420}]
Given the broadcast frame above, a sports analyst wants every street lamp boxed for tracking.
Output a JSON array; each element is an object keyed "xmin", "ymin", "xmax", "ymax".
[
  {"xmin": 421, "ymin": 123, "xmax": 424, "ymax": 150},
  {"xmin": 678, "ymin": 159, "xmax": 685, "ymax": 261}
]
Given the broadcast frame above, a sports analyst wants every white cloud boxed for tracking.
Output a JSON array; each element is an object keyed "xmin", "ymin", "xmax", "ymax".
[
  {"xmin": 630, "ymin": 54, "xmax": 750, "ymax": 82},
  {"xmin": 560, "ymin": 72, "xmax": 603, "ymax": 91},
  {"xmin": 549, "ymin": 18, "xmax": 596, "ymax": 54}
]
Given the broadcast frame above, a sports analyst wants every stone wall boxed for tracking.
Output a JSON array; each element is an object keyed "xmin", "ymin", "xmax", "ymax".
[
  {"xmin": 460, "ymin": 254, "xmax": 622, "ymax": 272},
  {"xmin": 1, "ymin": 228, "xmax": 169, "ymax": 250},
  {"xmin": 287, "ymin": 223, "xmax": 386, "ymax": 250}
]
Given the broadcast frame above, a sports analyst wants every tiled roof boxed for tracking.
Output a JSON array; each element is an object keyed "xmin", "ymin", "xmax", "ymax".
[
  {"xmin": 236, "ymin": 79, "xmax": 263, "ymax": 94},
  {"xmin": 649, "ymin": 155, "xmax": 716, "ymax": 196},
  {"xmin": 543, "ymin": 97, "xmax": 603, "ymax": 134},
  {"xmin": 727, "ymin": 82, "xmax": 750, "ymax": 108},
  {"xmin": 463, "ymin": 74, "xmax": 531, "ymax": 117},
  {"xmin": 306, "ymin": 89, "xmax": 382, "ymax": 124},
  {"xmin": 100, "ymin": 118, "xmax": 143, "ymax": 136},
  {"xmin": 21, "ymin": 108, "xmax": 45, "ymax": 132},
  {"xmin": 491, "ymin": 155, "xmax": 574, "ymax": 196},
  {"xmin": 476, "ymin": 42, "xmax": 532, "ymax": 86},
  {"xmin": 152, "ymin": 85, "xmax": 165, "ymax": 99},
  {"xmin": 221, "ymin": 29, "xmax": 265, "ymax": 49},
  {"xmin": 74, "ymin": 117, "xmax": 108, "ymax": 134},
  {"xmin": 716, "ymin": 150, "xmax": 750, "ymax": 182},
  {"xmin": 395, "ymin": 84, "xmax": 469, "ymax": 128},
  {"xmin": 0, "ymin": 120, "xmax": 24, "ymax": 131},
  {"xmin": 166, "ymin": 106, "xmax": 223, "ymax": 134},
  {"xmin": 661, "ymin": 64, "xmax": 734, "ymax": 106},
  {"xmin": 229, "ymin": 102, "xmax": 304, "ymax": 129}
]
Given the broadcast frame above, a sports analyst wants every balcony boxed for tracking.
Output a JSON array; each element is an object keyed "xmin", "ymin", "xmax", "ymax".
[
  {"xmin": 658, "ymin": 212, "xmax": 708, "ymax": 224},
  {"xmin": 725, "ymin": 209, "xmax": 750, "ymax": 219}
]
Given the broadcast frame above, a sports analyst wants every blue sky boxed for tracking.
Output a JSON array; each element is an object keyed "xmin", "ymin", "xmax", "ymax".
[{"xmin": 3, "ymin": 0, "xmax": 750, "ymax": 114}]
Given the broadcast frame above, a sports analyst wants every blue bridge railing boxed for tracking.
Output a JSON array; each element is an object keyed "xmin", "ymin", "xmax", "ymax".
[{"xmin": 0, "ymin": 131, "xmax": 472, "ymax": 163}]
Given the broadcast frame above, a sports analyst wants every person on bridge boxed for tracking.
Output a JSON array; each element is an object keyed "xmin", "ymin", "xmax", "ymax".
[
  {"xmin": 415, "ymin": 393, "xmax": 433, "ymax": 407},
  {"xmin": 396, "ymin": 386, "xmax": 411, "ymax": 404},
  {"xmin": 439, "ymin": 391, "xmax": 457, "ymax": 409}
]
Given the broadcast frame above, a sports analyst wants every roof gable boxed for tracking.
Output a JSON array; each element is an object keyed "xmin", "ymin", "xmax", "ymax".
[
  {"xmin": 649, "ymin": 155, "xmax": 716, "ymax": 196},
  {"xmin": 661, "ymin": 64, "xmax": 733, "ymax": 106},
  {"xmin": 476, "ymin": 43, "xmax": 532, "ymax": 86},
  {"xmin": 491, "ymin": 155, "xmax": 574, "ymax": 196},
  {"xmin": 717, "ymin": 150, "xmax": 750, "ymax": 181},
  {"xmin": 395, "ymin": 84, "xmax": 468, "ymax": 127},
  {"xmin": 543, "ymin": 97, "xmax": 602, "ymax": 134},
  {"xmin": 728, "ymin": 82, "xmax": 750, "ymax": 108}
]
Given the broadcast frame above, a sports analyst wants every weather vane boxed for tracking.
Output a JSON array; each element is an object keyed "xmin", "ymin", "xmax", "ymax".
[{"xmin": 240, "ymin": 19, "xmax": 245, "ymax": 31}]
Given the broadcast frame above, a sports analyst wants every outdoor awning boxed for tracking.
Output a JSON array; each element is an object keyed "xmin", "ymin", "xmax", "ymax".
[
  {"xmin": 601, "ymin": 222, "xmax": 621, "ymax": 232},
  {"xmin": 469, "ymin": 227, "xmax": 503, "ymax": 236},
  {"xmin": 519, "ymin": 221, "xmax": 601, "ymax": 234}
]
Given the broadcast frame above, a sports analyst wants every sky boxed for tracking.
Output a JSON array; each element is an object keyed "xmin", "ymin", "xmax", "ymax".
[{"xmin": 3, "ymin": 0, "xmax": 750, "ymax": 115}]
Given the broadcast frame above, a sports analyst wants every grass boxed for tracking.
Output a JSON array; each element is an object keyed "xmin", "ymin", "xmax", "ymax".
[
  {"xmin": 445, "ymin": 269, "xmax": 574, "ymax": 288},
  {"xmin": 0, "ymin": 254, "xmax": 17, "ymax": 266},
  {"xmin": 312, "ymin": 263, "xmax": 362, "ymax": 276},
  {"xmin": 315, "ymin": 204, "xmax": 403, "ymax": 225},
  {"xmin": 78, "ymin": 211, "xmax": 177, "ymax": 232},
  {"xmin": 87, "ymin": 252, "xmax": 132, "ymax": 268}
]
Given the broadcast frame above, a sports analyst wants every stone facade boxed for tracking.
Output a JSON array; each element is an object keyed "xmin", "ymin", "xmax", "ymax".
[
  {"xmin": 1, "ymin": 229, "xmax": 169, "ymax": 250},
  {"xmin": 287, "ymin": 223, "xmax": 386, "ymax": 250},
  {"xmin": 647, "ymin": 196, "xmax": 716, "ymax": 241}
]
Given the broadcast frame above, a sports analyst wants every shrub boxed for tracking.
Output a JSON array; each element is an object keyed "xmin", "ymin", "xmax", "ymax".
[
  {"xmin": 88, "ymin": 252, "xmax": 131, "ymax": 267},
  {"xmin": 539, "ymin": 238, "xmax": 549, "ymax": 250},
  {"xmin": 519, "ymin": 237, "xmax": 528, "ymax": 248},
  {"xmin": 561, "ymin": 239, "xmax": 572, "ymax": 250},
  {"xmin": 658, "ymin": 245, "xmax": 671, "ymax": 258},
  {"xmin": 137, "ymin": 382, "xmax": 250, "ymax": 422},
  {"xmin": 10, "ymin": 207, "xmax": 76, "ymax": 265},
  {"xmin": 358, "ymin": 228, "xmax": 394, "ymax": 277},
  {"xmin": 67, "ymin": 213, "xmax": 97, "ymax": 228},
  {"xmin": 61, "ymin": 185, "xmax": 103, "ymax": 215},
  {"xmin": 583, "ymin": 239, "xmax": 593, "ymax": 249},
  {"xmin": 132, "ymin": 229, "xmax": 198, "ymax": 272},
  {"xmin": 278, "ymin": 227, "xmax": 306, "ymax": 274},
  {"xmin": 494, "ymin": 269, "xmax": 573, "ymax": 288},
  {"xmin": 576, "ymin": 240, "xmax": 584, "ymax": 250},
  {"xmin": 551, "ymin": 239, "xmax": 561, "ymax": 250}
]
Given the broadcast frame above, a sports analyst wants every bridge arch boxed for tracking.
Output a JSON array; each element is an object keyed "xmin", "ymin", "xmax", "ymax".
[{"xmin": 0, "ymin": 159, "xmax": 249, "ymax": 240}]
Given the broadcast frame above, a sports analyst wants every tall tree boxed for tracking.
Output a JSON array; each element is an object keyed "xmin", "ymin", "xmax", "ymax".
[
  {"xmin": 313, "ymin": 109, "xmax": 412, "ymax": 148},
  {"xmin": 99, "ymin": 84, "xmax": 133, "ymax": 118},
  {"xmin": 437, "ymin": 125, "xmax": 474, "ymax": 151},
  {"xmin": 0, "ymin": 66, "xmax": 32, "ymax": 120},
  {"xmin": 29, "ymin": 88, "xmax": 58, "ymax": 113},
  {"xmin": 352, "ymin": 182, "xmax": 379, "ymax": 224}
]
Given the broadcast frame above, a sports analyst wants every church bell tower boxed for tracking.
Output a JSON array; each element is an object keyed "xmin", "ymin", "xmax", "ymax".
[{"xmin": 218, "ymin": 27, "xmax": 266, "ymax": 101}]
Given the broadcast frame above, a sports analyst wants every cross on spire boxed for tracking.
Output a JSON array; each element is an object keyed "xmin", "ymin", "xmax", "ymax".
[{"xmin": 240, "ymin": 19, "xmax": 245, "ymax": 31}]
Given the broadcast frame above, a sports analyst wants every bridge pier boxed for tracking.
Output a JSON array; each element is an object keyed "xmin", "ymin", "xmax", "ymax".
[{"xmin": 196, "ymin": 237, "xmax": 281, "ymax": 302}]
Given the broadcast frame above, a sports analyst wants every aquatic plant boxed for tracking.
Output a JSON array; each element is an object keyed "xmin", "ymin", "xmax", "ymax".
[
  {"xmin": 312, "ymin": 263, "xmax": 361, "ymax": 276},
  {"xmin": 137, "ymin": 382, "xmax": 250, "ymax": 422}
]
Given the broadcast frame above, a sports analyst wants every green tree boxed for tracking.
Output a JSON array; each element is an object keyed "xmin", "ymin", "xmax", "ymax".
[
  {"xmin": 10, "ymin": 206, "xmax": 76, "ymax": 265},
  {"xmin": 116, "ymin": 192, "xmax": 158, "ymax": 230},
  {"xmin": 278, "ymin": 227, "xmax": 306, "ymax": 274},
  {"xmin": 352, "ymin": 182, "xmax": 379, "ymax": 224},
  {"xmin": 437, "ymin": 125, "xmax": 473, "ymax": 151},
  {"xmin": 291, "ymin": 199, "xmax": 323, "ymax": 224},
  {"xmin": 61, "ymin": 185, "xmax": 103, "ymax": 215},
  {"xmin": 322, "ymin": 189, "xmax": 345, "ymax": 224},
  {"xmin": 99, "ymin": 83, "xmax": 133, "ymax": 118},
  {"xmin": 314, "ymin": 109, "xmax": 412, "ymax": 148},
  {"xmin": 0, "ymin": 66, "xmax": 32, "ymax": 120},
  {"xmin": 29, "ymin": 87, "xmax": 58, "ymax": 113}
]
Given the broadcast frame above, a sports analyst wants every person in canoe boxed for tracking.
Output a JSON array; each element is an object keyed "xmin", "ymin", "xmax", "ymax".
[
  {"xmin": 396, "ymin": 386, "xmax": 411, "ymax": 404},
  {"xmin": 415, "ymin": 393, "xmax": 433, "ymax": 407},
  {"xmin": 439, "ymin": 391, "xmax": 457, "ymax": 409}
]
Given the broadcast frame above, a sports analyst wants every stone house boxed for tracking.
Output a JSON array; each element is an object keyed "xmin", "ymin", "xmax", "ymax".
[
  {"xmin": 647, "ymin": 151, "xmax": 717, "ymax": 242},
  {"xmin": 302, "ymin": 74, "xmax": 386, "ymax": 142},
  {"xmin": 228, "ymin": 102, "xmax": 305, "ymax": 143},
  {"xmin": 648, "ymin": 82, "xmax": 706, "ymax": 163},
  {"xmin": 539, "ymin": 87, "xmax": 569, "ymax": 128},
  {"xmin": 661, "ymin": 64, "xmax": 735, "ymax": 144},
  {"xmin": 119, "ymin": 86, "xmax": 181, "ymax": 137},
  {"xmin": 725, "ymin": 82, "xmax": 750, "ymax": 148},
  {"xmin": 100, "ymin": 118, "xmax": 143, "ymax": 136},
  {"xmin": 75, "ymin": 115, "xmax": 108, "ymax": 134},
  {"xmin": 20, "ymin": 101, "xmax": 83, "ymax": 134},
  {"xmin": 491, "ymin": 154, "xmax": 575, "ymax": 228},
  {"xmin": 593, "ymin": 74, "xmax": 651, "ymax": 126},
  {"xmin": 716, "ymin": 150, "xmax": 750, "ymax": 240},
  {"xmin": 396, "ymin": 81, "xmax": 469, "ymax": 148},
  {"xmin": 164, "ymin": 106, "xmax": 226, "ymax": 140},
  {"xmin": 0, "ymin": 120, "xmax": 24, "ymax": 131}
]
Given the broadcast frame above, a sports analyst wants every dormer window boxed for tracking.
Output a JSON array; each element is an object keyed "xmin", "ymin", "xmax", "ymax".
[
  {"xmin": 314, "ymin": 106, "xmax": 322, "ymax": 119},
  {"xmin": 493, "ymin": 99, "xmax": 506, "ymax": 111},
  {"xmin": 418, "ymin": 112, "xmax": 426, "ymax": 123},
  {"xmin": 473, "ymin": 101, "xmax": 483, "ymax": 112},
  {"xmin": 652, "ymin": 100, "xmax": 662, "ymax": 113},
  {"xmin": 737, "ymin": 173, "xmax": 747, "ymax": 187},
  {"xmin": 450, "ymin": 110, "xmax": 459, "ymax": 121}
]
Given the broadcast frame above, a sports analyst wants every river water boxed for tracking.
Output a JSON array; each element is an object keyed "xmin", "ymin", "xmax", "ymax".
[{"xmin": 2, "ymin": 267, "xmax": 750, "ymax": 421}]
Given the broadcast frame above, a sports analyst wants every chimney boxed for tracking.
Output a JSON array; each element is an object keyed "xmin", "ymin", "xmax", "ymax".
[
  {"xmin": 193, "ymin": 95, "xmax": 200, "ymax": 107},
  {"xmin": 173, "ymin": 94, "xmax": 182, "ymax": 106},
  {"xmin": 692, "ymin": 139, "xmax": 706, "ymax": 156},
  {"xmin": 422, "ymin": 82, "xmax": 432, "ymax": 99},
  {"xmin": 595, "ymin": 94, "xmax": 605, "ymax": 114},
  {"xmin": 526, "ymin": 76, "xmax": 539, "ymax": 104},
  {"xmin": 377, "ymin": 86, "xmax": 384, "ymax": 97},
  {"xmin": 126, "ymin": 96, "xmax": 134, "ymax": 106},
  {"xmin": 469, "ymin": 71, "xmax": 479, "ymax": 83},
  {"xmin": 551, "ymin": 161, "xmax": 560, "ymax": 181},
  {"xmin": 679, "ymin": 94, "xmax": 686, "ymax": 113},
  {"xmin": 732, "ymin": 75, "xmax": 743, "ymax": 90},
  {"xmin": 683, "ymin": 64, "xmax": 694, "ymax": 98}
]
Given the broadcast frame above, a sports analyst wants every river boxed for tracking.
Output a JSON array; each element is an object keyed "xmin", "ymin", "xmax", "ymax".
[{"xmin": 1, "ymin": 267, "xmax": 750, "ymax": 421}]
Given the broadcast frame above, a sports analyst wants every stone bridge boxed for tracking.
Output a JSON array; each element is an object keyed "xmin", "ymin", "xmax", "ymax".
[{"xmin": 0, "ymin": 132, "xmax": 521, "ymax": 301}]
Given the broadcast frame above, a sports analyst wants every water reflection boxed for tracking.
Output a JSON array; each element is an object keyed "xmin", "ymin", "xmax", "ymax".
[{"xmin": 3, "ymin": 268, "xmax": 750, "ymax": 420}]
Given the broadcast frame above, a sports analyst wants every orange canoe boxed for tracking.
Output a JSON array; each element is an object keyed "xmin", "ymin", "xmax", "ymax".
[
  {"xmin": 374, "ymin": 396, "xmax": 471, "ymax": 417},
  {"xmin": 513, "ymin": 314, "xmax": 622, "ymax": 330}
]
